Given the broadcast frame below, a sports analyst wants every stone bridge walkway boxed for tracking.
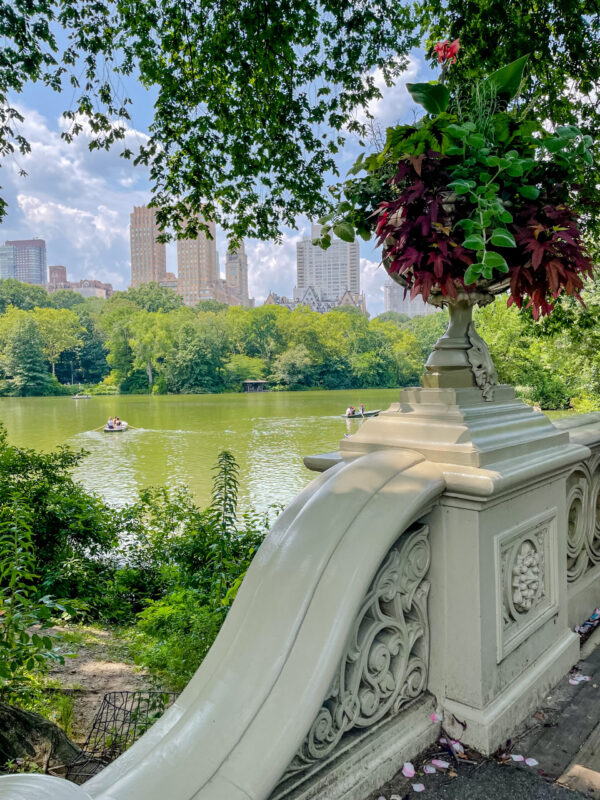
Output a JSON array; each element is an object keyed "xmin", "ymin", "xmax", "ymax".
[{"xmin": 367, "ymin": 637, "xmax": 600, "ymax": 800}]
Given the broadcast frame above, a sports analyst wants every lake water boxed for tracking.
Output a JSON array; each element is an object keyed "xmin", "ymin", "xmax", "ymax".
[{"xmin": 0, "ymin": 390, "xmax": 401, "ymax": 512}]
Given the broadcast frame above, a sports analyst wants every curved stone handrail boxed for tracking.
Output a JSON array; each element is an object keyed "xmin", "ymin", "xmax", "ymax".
[{"xmin": 0, "ymin": 449, "xmax": 444, "ymax": 800}]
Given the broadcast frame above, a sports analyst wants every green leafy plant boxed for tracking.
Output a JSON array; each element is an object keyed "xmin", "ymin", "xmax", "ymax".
[
  {"xmin": 0, "ymin": 501, "xmax": 75, "ymax": 696},
  {"xmin": 320, "ymin": 46, "xmax": 595, "ymax": 319}
]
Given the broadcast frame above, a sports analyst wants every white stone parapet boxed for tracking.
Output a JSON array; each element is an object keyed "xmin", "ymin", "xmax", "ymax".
[{"xmin": 4, "ymin": 308, "xmax": 600, "ymax": 800}]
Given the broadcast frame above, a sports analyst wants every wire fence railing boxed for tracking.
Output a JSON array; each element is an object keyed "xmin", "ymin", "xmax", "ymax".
[{"xmin": 67, "ymin": 690, "xmax": 177, "ymax": 784}]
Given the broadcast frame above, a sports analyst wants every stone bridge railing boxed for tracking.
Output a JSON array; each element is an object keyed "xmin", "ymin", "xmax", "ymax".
[
  {"xmin": 3, "ymin": 400, "xmax": 600, "ymax": 800},
  {"xmin": 555, "ymin": 414, "xmax": 600, "ymax": 627}
]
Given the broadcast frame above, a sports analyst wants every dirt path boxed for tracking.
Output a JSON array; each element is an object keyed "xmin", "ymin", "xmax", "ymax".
[{"xmin": 46, "ymin": 626, "xmax": 164, "ymax": 745}]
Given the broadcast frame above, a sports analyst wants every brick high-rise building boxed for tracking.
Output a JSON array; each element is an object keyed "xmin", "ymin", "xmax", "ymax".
[
  {"xmin": 129, "ymin": 206, "xmax": 167, "ymax": 288},
  {"xmin": 225, "ymin": 242, "xmax": 250, "ymax": 306},
  {"xmin": 176, "ymin": 218, "xmax": 218, "ymax": 306},
  {"xmin": 48, "ymin": 265, "xmax": 67, "ymax": 290},
  {"xmin": 3, "ymin": 238, "xmax": 47, "ymax": 284},
  {"xmin": 295, "ymin": 224, "xmax": 359, "ymax": 303}
]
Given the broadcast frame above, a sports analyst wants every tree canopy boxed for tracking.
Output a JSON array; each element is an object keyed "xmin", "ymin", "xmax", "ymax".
[{"xmin": 2, "ymin": 1, "xmax": 599, "ymax": 241}]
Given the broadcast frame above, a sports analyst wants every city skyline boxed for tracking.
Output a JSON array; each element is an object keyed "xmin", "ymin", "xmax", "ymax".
[
  {"xmin": 383, "ymin": 278, "xmax": 438, "ymax": 318},
  {"xmin": 129, "ymin": 205, "xmax": 167, "ymax": 288},
  {"xmin": 176, "ymin": 217, "xmax": 218, "ymax": 305},
  {"xmin": 295, "ymin": 224, "xmax": 361, "ymax": 302},
  {"xmin": 0, "ymin": 237, "xmax": 47, "ymax": 284},
  {"xmin": 128, "ymin": 208, "xmax": 253, "ymax": 307},
  {"xmin": 0, "ymin": 53, "xmax": 435, "ymax": 316}
]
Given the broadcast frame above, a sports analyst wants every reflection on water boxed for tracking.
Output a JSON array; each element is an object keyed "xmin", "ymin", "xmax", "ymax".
[{"xmin": 0, "ymin": 390, "xmax": 400, "ymax": 512}]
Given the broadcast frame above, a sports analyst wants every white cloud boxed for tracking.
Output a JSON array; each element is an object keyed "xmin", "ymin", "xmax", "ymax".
[
  {"xmin": 1, "ymin": 105, "xmax": 149, "ymax": 287},
  {"xmin": 1, "ymin": 77, "xmax": 416, "ymax": 309},
  {"xmin": 360, "ymin": 257, "xmax": 387, "ymax": 317},
  {"xmin": 354, "ymin": 51, "xmax": 433, "ymax": 131}
]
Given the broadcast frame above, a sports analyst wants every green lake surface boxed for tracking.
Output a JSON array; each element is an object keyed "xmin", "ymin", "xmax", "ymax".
[{"xmin": 0, "ymin": 389, "xmax": 401, "ymax": 512}]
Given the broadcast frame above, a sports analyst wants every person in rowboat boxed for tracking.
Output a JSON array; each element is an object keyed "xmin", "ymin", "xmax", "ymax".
[
  {"xmin": 107, "ymin": 417, "xmax": 114, "ymax": 429},
  {"xmin": 359, "ymin": 403, "xmax": 365, "ymax": 415}
]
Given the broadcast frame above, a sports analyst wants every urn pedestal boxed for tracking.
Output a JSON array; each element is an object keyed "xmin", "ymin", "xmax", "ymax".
[{"xmin": 306, "ymin": 293, "xmax": 586, "ymax": 755}]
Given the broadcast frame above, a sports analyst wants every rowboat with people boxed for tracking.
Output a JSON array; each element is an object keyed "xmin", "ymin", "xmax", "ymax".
[
  {"xmin": 341, "ymin": 407, "xmax": 381, "ymax": 419},
  {"xmin": 103, "ymin": 417, "xmax": 128, "ymax": 432}
]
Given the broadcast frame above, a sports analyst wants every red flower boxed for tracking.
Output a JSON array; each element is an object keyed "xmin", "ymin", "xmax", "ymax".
[{"xmin": 433, "ymin": 39, "xmax": 460, "ymax": 65}]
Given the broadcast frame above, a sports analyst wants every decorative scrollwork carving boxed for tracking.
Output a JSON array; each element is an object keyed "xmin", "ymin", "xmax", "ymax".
[
  {"xmin": 285, "ymin": 525, "xmax": 430, "ymax": 776},
  {"xmin": 566, "ymin": 465, "xmax": 598, "ymax": 583},
  {"xmin": 466, "ymin": 322, "xmax": 498, "ymax": 402}
]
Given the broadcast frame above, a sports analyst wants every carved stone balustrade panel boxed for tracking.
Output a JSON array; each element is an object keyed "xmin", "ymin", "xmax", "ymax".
[
  {"xmin": 566, "ymin": 458, "xmax": 600, "ymax": 584},
  {"xmin": 495, "ymin": 510, "xmax": 559, "ymax": 662},
  {"xmin": 282, "ymin": 523, "xmax": 430, "ymax": 780}
]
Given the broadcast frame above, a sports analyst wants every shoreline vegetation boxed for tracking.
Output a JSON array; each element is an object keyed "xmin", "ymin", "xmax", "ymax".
[
  {"xmin": 0, "ymin": 428, "xmax": 277, "ymax": 773},
  {"xmin": 0, "ymin": 278, "xmax": 599, "ymax": 410}
]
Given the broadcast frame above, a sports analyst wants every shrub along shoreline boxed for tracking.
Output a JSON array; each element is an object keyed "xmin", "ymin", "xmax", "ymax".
[
  {"xmin": 1, "ymin": 278, "xmax": 599, "ymax": 410},
  {"xmin": 0, "ymin": 427, "xmax": 276, "ymax": 713}
]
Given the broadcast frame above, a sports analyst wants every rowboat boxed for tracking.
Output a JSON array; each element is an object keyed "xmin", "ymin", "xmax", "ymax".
[
  {"xmin": 340, "ymin": 409, "xmax": 381, "ymax": 419},
  {"xmin": 103, "ymin": 421, "xmax": 128, "ymax": 433},
  {"xmin": 73, "ymin": 394, "xmax": 91, "ymax": 399}
]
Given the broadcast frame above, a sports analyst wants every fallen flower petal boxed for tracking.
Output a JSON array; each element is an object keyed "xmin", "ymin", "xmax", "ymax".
[
  {"xmin": 412, "ymin": 784, "xmax": 426, "ymax": 793},
  {"xmin": 402, "ymin": 762, "xmax": 416, "ymax": 778},
  {"xmin": 510, "ymin": 754, "xmax": 524, "ymax": 762},
  {"xmin": 424, "ymin": 765, "xmax": 436, "ymax": 774},
  {"xmin": 525, "ymin": 758, "xmax": 539, "ymax": 767},
  {"xmin": 431, "ymin": 759, "xmax": 450, "ymax": 769}
]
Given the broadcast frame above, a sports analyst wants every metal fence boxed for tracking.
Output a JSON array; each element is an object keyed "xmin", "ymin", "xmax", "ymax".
[{"xmin": 67, "ymin": 690, "xmax": 177, "ymax": 784}]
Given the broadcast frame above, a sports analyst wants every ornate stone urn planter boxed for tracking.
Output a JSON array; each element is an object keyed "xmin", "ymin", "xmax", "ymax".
[
  {"xmin": 384, "ymin": 258, "xmax": 509, "ymax": 401},
  {"xmin": 317, "ymin": 49, "xmax": 594, "ymax": 358}
]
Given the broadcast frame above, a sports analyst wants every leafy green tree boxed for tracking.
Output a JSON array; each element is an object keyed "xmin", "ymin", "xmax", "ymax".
[
  {"xmin": 372, "ymin": 320, "xmax": 422, "ymax": 385},
  {"xmin": 245, "ymin": 306, "xmax": 288, "ymax": 365},
  {"xmin": 0, "ymin": 502, "xmax": 71, "ymax": 695},
  {"xmin": 32, "ymin": 307, "xmax": 83, "ymax": 377},
  {"xmin": 223, "ymin": 355, "xmax": 266, "ymax": 391},
  {"xmin": 55, "ymin": 310, "xmax": 109, "ymax": 385},
  {"xmin": 0, "ymin": 280, "xmax": 51, "ymax": 314},
  {"xmin": 98, "ymin": 299, "xmax": 139, "ymax": 386},
  {"xmin": 270, "ymin": 345, "xmax": 313, "ymax": 388},
  {"xmin": 81, "ymin": 296, "xmax": 106, "ymax": 314},
  {"xmin": 120, "ymin": 283, "xmax": 183, "ymax": 313},
  {"xmin": 128, "ymin": 311, "xmax": 175, "ymax": 388},
  {"xmin": 376, "ymin": 311, "xmax": 411, "ymax": 325},
  {"xmin": 0, "ymin": 425, "xmax": 119, "ymax": 601},
  {"xmin": 195, "ymin": 300, "xmax": 229, "ymax": 314},
  {"xmin": 165, "ymin": 318, "xmax": 229, "ymax": 393},
  {"xmin": 0, "ymin": 0, "xmax": 418, "ymax": 238},
  {"xmin": 402, "ymin": 312, "xmax": 448, "ymax": 361},
  {"xmin": 51, "ymin": 290, "xmax": 85, "ymax": 310},
  {"xmin": 350, "ymin": 348, "xmax": 396, "ymax": 388},
  {"xmin": 0, "ymin": 314, "xmax": 52, "ymax": 396}
]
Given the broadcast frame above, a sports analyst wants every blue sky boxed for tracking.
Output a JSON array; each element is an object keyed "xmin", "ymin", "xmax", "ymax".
[{"xmin": 1, "ymin": 49, "xmax": 433, "ymax": 315}]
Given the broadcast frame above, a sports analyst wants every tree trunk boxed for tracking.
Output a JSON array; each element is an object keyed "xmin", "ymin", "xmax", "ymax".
[{"xmin": 146, "ymin": 361, "xmax": 153, "ymax": 385}]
